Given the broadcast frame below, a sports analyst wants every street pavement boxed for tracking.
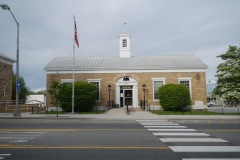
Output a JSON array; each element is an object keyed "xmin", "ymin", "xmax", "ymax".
[{"xmin": 0, "ymin": 107, "xmax": 240, "ymax": 120}]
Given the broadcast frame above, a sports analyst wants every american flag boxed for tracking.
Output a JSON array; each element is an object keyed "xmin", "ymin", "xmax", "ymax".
[{"xmin": 74, "ymin": 16, "xmax": 79, "ymax": 48}]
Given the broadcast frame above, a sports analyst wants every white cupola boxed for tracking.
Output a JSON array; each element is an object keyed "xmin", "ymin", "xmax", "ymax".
[{"xmin": 119, "ymin": 23, "xmax": 131, "ymax": 58}]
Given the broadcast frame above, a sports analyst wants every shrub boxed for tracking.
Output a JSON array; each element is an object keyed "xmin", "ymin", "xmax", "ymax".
[
  {"xmin": 59, "ymin": 81, "xmax": 97, "ymax": 112},
  {"xmin": 158, "ymin": 84, "xmax": 191, "ymax": 111}
]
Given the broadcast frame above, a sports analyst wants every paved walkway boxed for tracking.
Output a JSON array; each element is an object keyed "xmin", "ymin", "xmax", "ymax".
[{"xmin": 0, "ymin": 108, "xmax": 240, "ymax": 120}]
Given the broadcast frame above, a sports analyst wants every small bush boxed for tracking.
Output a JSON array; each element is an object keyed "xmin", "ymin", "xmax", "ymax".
[{"xmin": 158, "ymin": 84, "xmax": 191, "ymax": 111}]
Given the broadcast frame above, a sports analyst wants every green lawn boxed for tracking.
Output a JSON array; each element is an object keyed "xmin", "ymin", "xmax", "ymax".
[
  {"xmin": 150, "ymin": 110, "xmax": 239, "ymax": 115},
  {"xmin": 37, "ymin": 110, "xmax": 105, "ymax": 114}
]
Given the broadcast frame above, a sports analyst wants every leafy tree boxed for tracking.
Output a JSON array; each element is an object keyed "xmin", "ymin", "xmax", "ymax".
[
  {"xmin": 48, "ymin": 81, "xmax": 97, "ymax": 112},
  {"xmin": 214, "ymin": 45, "xmax": 240, "ymax": 102},
  {"xmin": 58, "ymin": 82, "xmax": 97, "ymax": 112},
  {"xmin": 29, "ymin": 90, "xmax": 46, "ymax": 95},
  {"xmin": 158, "ymin": 84, "xmax": 191, "ymax": 111},
  {"xmin": 12, "ymin": 72, "xmax": 30, "ymax": 101},
  {"xmin": 48, "ymin": 81, "xmax": 60, "ymax": 107}
]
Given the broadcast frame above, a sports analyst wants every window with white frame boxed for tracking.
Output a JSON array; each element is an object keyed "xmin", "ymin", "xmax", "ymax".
[
  {"xmin": 61, "ymin": 79, "xmax": 74, "ymax": 84},
  {"xmin": 2, "ymin": 81, "xmax": 6, "ymax": 97},
  {"xmin": 178, "ymin": 78, "xmax": 192, "ymax": 98},
  {"xmin": 88, "ymin": 79, "xmax": 101, "ymax": 102},
  {"xmin": 152, "ymin": 78, "xmax": 165, "ymax": 100}
]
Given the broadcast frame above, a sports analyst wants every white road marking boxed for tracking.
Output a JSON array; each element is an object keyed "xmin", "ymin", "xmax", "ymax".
[
  {"xmin": 170, "ymin": 146, "xmax": 240, "ymax": 152},
  {"xmin": 140, "ymin": 123, "xmax": 180, "ymax": 126},
  {"xmin": 10, "ymin": 140, "xmax": 29, "ymax": 143},
  {"xmin": 136, "ymin": 120, "xmax": 168, "ymax": 122},
  {"xmin": 144, "ymin": 125, "xmax": 187, "ymax": 128},
  {"xmin": 148, "ymin": 129, "xmax": 197, "ymax": 132},
  {"xmin": 159, "ymin": 138, "xmax": 228, "ymax": 142},
  {"xmin": 153, "ymin": 132, "xmax": 210, "ymax": 136},
  {"xmin": 0, "ymin": 154, "xmax": 11, "ymax": 160},
  {"xmin": 0, "ymin": 137, "xmax": 35, "ymax": 139}
]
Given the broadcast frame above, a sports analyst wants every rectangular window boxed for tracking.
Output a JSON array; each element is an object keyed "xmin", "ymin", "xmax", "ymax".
[
  {"xmin": 2, "ymin": 65, "xmax": 7, "ymax": 77},
  {"xmin": 88, "ymin": 79, "xmax": 101, "ymax": 102},
  {"xmin": 179, "ymin": 80, "xmax": 189, "ymax": 88},
  {"xmin": 152, "ymin": 78, "xmax": 165, "ymax": 101},
  {"xmin": 61, "ymin": 79, "xmax": 74, "ymax": 84},
  {"xmin": 122, "ymin": 39, "xmax": 127, "ymax": 47},
  {"xmin": 2, "ymin": 81, "xmax": 6, "ymax": 97},
  {"xmin": 178, "ymin": 78, "xmax": 192, "ymax": 99}
]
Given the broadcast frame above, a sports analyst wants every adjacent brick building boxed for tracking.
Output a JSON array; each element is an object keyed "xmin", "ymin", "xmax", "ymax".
[
  {"xmin": 0, "ymin": 53, "xmax": 15, "ymax": 101},
  {"xmin": 44, "ymin": 32, "xmax": 208, "ymax": 109}
]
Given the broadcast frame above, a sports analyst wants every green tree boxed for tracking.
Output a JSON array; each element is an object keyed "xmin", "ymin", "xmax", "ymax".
[
  {"xmin": 58, "ymin": 82, "xmax": 97, "ymax": 112},
  {"xmin": 48, "ymin": 81, "xmax": 60, "ymax": 107},
  {"xmin": 12, "ymin": 72, "xmax": 29, "ymax": 101},
  {"xmin": 48, "ymin": 81, "xmax": 97, "ymax": 112},
  {"xmin": 214, "ymin": 45, "xmax": 240, "ymax": 102},
  {"xmin": 158, "ymin": 84, "xmax": 191, "ymax": 111}
]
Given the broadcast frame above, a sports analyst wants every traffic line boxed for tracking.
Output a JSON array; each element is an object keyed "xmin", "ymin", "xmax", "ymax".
[
  {"xmin": 169, "ymin": 146, "xmax": 240, "ymax": 152},
  {"xmin": 0, "ymin": 144, "xmax": 170, "ymax": 150},
  {"xmin": 0, "ymin": 137, "xmax": 35, "ymax": 140},
  {"xmin": 202, "ymin": 129, "xmax": 240, "ymax": 132},
  {"xmin": 182, "ymin": 158, "xmax": 240, "ymax": 160},
  {"xmin": 144, "ymin": 126, "xmax": 187, "ymax": 128},
  {"xmin": 0, "ymin": 154, "xmax": 11, "ymax": 156},
  {"xmin": 148, "ymin": 129, "xmax": 197, "ymax": 132},
  {"xmin": 153, "ymin": 133, "xmax": 210, "ymax": 136},
  {"xmin": 0, "ymin": 154, "xmax": 11, "ymax": 160},
  {"xmin": 159, "ymin": 138, "xmax": 228, "ymax": 142}
]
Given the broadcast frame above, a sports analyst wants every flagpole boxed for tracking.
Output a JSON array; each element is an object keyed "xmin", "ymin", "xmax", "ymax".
[{"xmin": 72, "ymin": 16, "xmax": 76, "ymax": 114}]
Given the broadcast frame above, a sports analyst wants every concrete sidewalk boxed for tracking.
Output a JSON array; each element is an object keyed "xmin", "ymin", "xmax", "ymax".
[{"xmin": 0, "ymin": 108, "xmax": 240, "ymax": 120}]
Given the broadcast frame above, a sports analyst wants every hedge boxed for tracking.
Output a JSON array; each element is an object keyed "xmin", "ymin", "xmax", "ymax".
[{"xmin": 158, "ymin": 84, "xmax": 191, "ymax": 111}]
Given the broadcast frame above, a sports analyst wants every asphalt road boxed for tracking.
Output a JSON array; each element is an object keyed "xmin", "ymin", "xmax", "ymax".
[{"xmin": 0, "ymin": 119, "xmax": 239, "ymax": 160}]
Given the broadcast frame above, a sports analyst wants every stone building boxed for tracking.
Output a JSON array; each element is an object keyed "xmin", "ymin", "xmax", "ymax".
[
  {"xmin": 0, "ymin": 53, "xmax": 15, "ymax": 101},
  {"xmin": 44, "ymin": 32, "xmax": 208, "ymax": 109}
]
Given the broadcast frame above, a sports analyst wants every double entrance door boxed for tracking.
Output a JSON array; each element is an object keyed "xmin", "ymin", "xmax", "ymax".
[{"xmin": 120, "ymin": 86, "xmax": 133, "ymax": 107}]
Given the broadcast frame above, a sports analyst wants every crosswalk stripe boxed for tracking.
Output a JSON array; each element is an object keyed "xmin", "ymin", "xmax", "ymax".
[
  {"xmin": 144, "ymin": 126, "xmax": 187, "ymax": 128},
  {"xmin": 0, "ymin": 154, "xmax": 11, "ymax": 159},
  {"xmin": 159, "ymin": 138, "xmax": 228, "ymax": 142},
  {"xmin": 169, "ymin": 146, "xmax": 240, "ymax": 152},
  {"xmin": 136, "ymin": 120, "xmax": 168, "ymax": 122},
  {"xmin": 140, "ymin": 123, "xmax": 180, "ymax": 126},
  {"xmin": 148, "ymin": 129, "xmax": 197, "ymax": 132},
  {"xmin": 153, "ymin": 132, "xmax": 210, "ymax": 136}
]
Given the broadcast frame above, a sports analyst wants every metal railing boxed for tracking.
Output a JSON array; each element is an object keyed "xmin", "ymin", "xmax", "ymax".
[{"xmin": 126, "ymin": 101, "xmax": 129, "ymax": 115}]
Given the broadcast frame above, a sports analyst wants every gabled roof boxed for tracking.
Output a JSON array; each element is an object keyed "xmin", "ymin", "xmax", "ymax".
[
  {"xmin": 44, "ymin": 55, "xmax": 208, "ymax": 72},
  {"xmin": 0, "ymin": 53, "xmax": 15, "ymax": 65}
]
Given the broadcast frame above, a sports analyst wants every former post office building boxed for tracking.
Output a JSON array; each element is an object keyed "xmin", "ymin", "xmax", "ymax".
[{"xmin": 44, "ymin": 32, "xmax": 208, "ymax": 110}]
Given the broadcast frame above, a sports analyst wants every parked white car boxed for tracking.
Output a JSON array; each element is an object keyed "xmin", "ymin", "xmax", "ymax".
[{"xmin": 207, "ymin": 101, "xmax": 214, "ymax": 107}]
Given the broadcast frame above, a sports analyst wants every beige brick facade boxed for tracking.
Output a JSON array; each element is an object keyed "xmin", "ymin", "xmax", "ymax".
[{"xmin": 46, "ymin": 71, "xmax": 207, "ymax": 108}]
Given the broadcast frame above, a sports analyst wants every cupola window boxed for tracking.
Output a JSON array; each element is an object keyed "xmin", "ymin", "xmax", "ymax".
[{"xmin": 122, "ymin": 39, "xmax": 127, "ymax": 47}]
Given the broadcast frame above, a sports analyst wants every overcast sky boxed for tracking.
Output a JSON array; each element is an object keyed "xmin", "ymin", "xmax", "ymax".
[{"xmin": 0, "ymin": 0, "xmax": 240, "ymax": 91}]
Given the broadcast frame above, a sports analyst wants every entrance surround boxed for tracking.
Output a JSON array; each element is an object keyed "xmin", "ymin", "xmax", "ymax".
[{"xmin": 115, "ymin": 77, "xmax": 138, "ymax": 108}]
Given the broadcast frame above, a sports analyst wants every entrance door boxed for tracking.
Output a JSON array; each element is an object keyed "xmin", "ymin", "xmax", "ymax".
[{"xmin": 124, "ymin": 89, "xmax": 133, "ymax": 107}]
